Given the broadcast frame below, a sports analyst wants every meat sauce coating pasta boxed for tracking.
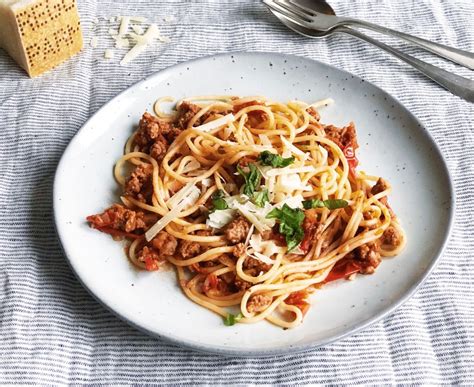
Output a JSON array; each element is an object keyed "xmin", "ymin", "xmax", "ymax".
[{"xmin": 87, "ymin": 96, "xmax": 406, "ymax": 328}]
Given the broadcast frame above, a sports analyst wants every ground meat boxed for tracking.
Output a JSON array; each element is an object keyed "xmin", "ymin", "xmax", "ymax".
[
  {"xmin": 134, "ymin": 112, "xmax": 185, "ymax": 161},
  {"xmin": 237, "ymin": 155, "xmax": 257, "ymax": 168},
  {"xmin": 370, "ymin": 178, "xmax": 394, "ymax": 217},
  {"xmin": 149, "ymin": 134, "xmax": 169, "ymax": 161},
  {"xmin": 175, "ymin": 101, "xmax": 201, "ymax": 129},
  {"xmin": 243, "ymin": 257, "xmax": 272, "ymax": 273},
  {"xmin": 151, "ymin": 231, "xmax": 178, "ymax": 256},
  {"xmin": 179, "ymin": 240, "xmax": 202, "ymax": 258},
  {"xmin": 135, "ymin": 112, "xmax": 173, "ymax": 147},
  {"xmin": 247, "ymin": 294, "xmax": 273, "ymax": 313},
  {"xmin": 233, "ymin": 243, "xmax": 247, "ymax": 258},
  {"xmin": 234, "ymin": 276, "xmax": 252, "ymax": 292},
  {"xmin": 381, "ymin": 226, "xmax": 402, "ymax": 247},
  {"xmin": 87, "ymin": 204, "xmax": 146, "ymax": 233},
  {"xmin": 356, "ymin": 241, "xmax": 381, "ymax": 274},
  {"xmin": 224, "ymin": 216, "xmax": 251, "ymax": 244},
  {"xmin": 306, "ymin": 107, "xmax": 320, "ymax": 121},
  {"xmin": 371, "ymin": 178, "xmax": 389, "ymax": 195},
  {"xmin": 137, "ymin": 246, "xmax": 160, "ymax": 264},
  {"xmin": 324, "ymin": 122, "xmax": 358, "ymax": 150},
  {"xmin": 124, "ymin": 164, "xmax": 153, "ymax": 202}
]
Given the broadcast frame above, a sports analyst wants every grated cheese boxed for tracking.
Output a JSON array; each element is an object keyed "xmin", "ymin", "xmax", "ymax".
[
  {"xmin": 232, "ymin": 201, "xmax": 275, "ymax": 233},
  {"xmin": 120, "ymin": 24, "xmax": 160, "ymax": 65},
  {"xmin": 259, "ymin": 134, "xmax": 272, "ymax": 146},
  {"xmin": 280, "ymin": 135, "xmax": 310, "ymax": 160},
  {"xmin": 166, "ymin": 183, "xmax": 200, "ymax": 209},
  {"xmin": 309, "ymin": 98, "xmax": 335, "ymax": 109},
  {"xmin": 158, "ymin": 35, "xmax": 171, "ymax": 43},
  {"xmin": 266, "ymin": 165, "xmax": 317, "ymax": 177},
  {"xmin": 206, "ymin": 209, "xmax": 237, "ymax": 229},
  {"xmin": 131, "ymin": 25, "xmax": 144, "ymax": 35},
  {"xmin": 193, "ymin": 114, "xmax": 235, "ymax": 132},
  {"xmin": 278, "ymin": 174, "xmax": 312, "ymax": 192},
  {"xmin": 90, "ymin": 36, "xmax": 98, "ymax": 48},
  {"xmin": 145, "ymin": 182, "xmax": 198, "ymax": 241},
  {"xmin": 104, "ymin": 49, "xmax": 114, "ymax": 59},
  {"xmin": 118, "ymin": 16, "xmax": 130, "ymax": 35},
  {"xmin": 164, "ymin": 15, "xmax": 176, "ymax": 22}
]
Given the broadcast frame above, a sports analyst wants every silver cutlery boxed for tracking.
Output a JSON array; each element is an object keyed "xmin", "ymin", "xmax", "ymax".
[{"xmin": 263, "ymin": 0, "xmax": 474, "ymax": 102}]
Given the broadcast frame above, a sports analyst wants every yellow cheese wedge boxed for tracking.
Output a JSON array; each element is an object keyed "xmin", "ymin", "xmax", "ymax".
[{"xmin": 0, "ymin": 0, "xmax": 83, "ymax": 77}]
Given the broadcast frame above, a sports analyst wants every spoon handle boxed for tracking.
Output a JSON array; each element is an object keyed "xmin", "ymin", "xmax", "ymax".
[
  {"xmin": 338, "ymin": 26, "xmax": 474, "ymax": 103},
  {"xmin": 344, "ymin": 19, "xmax": 474, "ymax": 70}
]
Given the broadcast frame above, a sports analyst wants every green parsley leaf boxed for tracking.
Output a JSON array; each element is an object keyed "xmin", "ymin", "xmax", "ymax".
[
  {"xmin": 266, "ymin": 204, "xmax": 305, "ymax": 252},
  {"xmin": 223, "ymin": 312, "xmax": 243, "ymax": 326},
  {"xmin": 258, "ymin": 151, "xmax": 295, "ymax": 168},
  {"xmin": 303, "ymin": 199, "xmax": 349, "ymax": 210},
  {"xmin": 253, "ymin": 188, "xmax": 270, "ymax": 208},
  {"xmin": 237, "ymin": 163, "xmax": 261, "ymax": 197},
  {"xmin": 211, "ymin": 189, "xmax": 229, "ymax": 211}
]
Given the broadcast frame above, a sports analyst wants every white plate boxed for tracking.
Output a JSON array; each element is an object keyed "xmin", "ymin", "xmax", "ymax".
[{"xmin": 54, "ymin": 52, "xmax": 454, "ymax": 356}]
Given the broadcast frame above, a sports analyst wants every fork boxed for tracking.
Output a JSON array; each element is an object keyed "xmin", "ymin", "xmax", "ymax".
[{"xmin": 264, "ymin": 0, "xmax": 474, "ymax": 102}]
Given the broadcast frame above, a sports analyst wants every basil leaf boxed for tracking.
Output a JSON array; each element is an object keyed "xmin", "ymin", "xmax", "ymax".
[
  {"xmin": 237, "ymin": 164, "xmax": 261, "ymax": 197},
  {"xmin": 258, "ymin": 151, "xmax": 295, "ymax": 168},
  {"xmin": 253, "ymin": 189, "xmax": 269, "ymax": 208},
  {"xmin": 223, "ymin": 312, "xmax": 243, "ymax": 326},
  {"xmin": 266, "ymin": 204, "xmax": 305, "ymax": 252},
  {"xmin": 211, "ymin": 189, "xmax": 229, "ymax": 211},
  {"xmin": 303, "ymin": 199, "xmax": 348, "ymax": 210}
]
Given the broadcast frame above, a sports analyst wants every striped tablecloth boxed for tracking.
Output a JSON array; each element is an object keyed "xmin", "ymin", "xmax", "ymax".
[{"xmin": 1, "ymin": 0, "xmax": 473, "ymax": 384}]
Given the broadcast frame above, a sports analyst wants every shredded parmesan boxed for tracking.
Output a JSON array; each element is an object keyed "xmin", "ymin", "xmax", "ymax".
[
  {"xmin": 278, "ymin": 174, "xmax": 312, "ymax": 192},
  {"xmin": 158, "ymin": 35, "xmax": 171, "ymax": 43},
  {"xmin": 90, "ymin": 36, "xmax": 98, "ymax": 48},
  {"xmin": 250, "ymin": 252, "xmax": 276, "ymax": 266},
  {"xmin": 118, "ymin": 16, "xmax": 130, "ymax": 35},
  {"xmin": 206, "ymin": 209, "xmax": 237, "ymax": 229},
  {"xmin": 145, "ymin": 182, "xmax": 198, "ymax": 241},
  {"xmin": 193, "ymin": 114, "xmax": 235, "ymax": 132},
  {"xmin": 309, "ymin": 98, "xmax": 335, "ymax": 109},
  {"xmin": 266, "ymin": 165, "xmax": 317, "ymax": 177},
  {"xmin": 104, "ymin": 49, "xmax": 114, "ymax": 59},
  {"xmin": 259, "ymin": 134, "xmax": 272, "ymax": 146},
  {"xmin": 280, "ymin": 135, "xmax": 309, "ymax": 160},
  {"xmin": 131, "ymin": 25, "xmax": 144, "ymax": 34},
  {"xmin": 120, "ymin": 24, "xmax": 160, "ymax": 65}
]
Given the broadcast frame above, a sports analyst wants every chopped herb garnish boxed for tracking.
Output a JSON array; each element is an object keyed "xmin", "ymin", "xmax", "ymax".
[
  {"xmin": 211, "ymin": 189, "xmax": 229, "ymax": 211},
  {"xmin": 253, "ymin": 188, "xmax": 270, "ymax": 208},
  {"xmin": 258, "ymin": 150, "xmax": 295, "ymax": 168},
  {"xmin": 237, "ymin": 163, "xmax": 261, "ymax": 197},
  {"xmin": 266, "ymin": 204, "xmax": 305, "ymax": 251},
  {"xmin": 303, "ymin": 199, "xmax": 349, "ymax": 210},
  {"xmin": 223, "ymin": 312, "xmax": 243, "ymax": 326}
]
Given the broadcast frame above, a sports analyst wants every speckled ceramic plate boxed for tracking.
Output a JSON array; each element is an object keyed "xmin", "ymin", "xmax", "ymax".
[{"xmin": 54, "ymin": 52, "xmax": 454, "ymax": 356}]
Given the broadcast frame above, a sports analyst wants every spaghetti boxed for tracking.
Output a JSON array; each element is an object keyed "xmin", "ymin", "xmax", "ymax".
[{"xmin": 87, "ymin": 95, "xmax": 406, "ymax": 328}]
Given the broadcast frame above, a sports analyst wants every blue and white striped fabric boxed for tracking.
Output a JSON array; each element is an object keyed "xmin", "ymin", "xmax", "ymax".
[{"xmin": 0, "ymin": 0, "xmax": 473, "ymax": 384}]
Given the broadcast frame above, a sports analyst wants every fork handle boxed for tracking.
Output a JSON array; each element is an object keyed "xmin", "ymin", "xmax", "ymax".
[
  {"xmin": 342, "ymin": 18, "xmax": 474, "ymax": 70},
  {"xmin": 338, "ymin": 26, "xmax": 474, "ymax": 102}
]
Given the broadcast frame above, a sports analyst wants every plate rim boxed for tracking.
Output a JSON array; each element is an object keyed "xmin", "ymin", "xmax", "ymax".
[{"xmin": 53, "ymin": 51, "xmax": 455, "ymax": 357}]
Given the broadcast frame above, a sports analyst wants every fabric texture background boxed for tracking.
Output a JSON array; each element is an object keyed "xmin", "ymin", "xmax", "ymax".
[{"xmin": 0, "ymin": 0, "xmax": 473, "ymax": 384}]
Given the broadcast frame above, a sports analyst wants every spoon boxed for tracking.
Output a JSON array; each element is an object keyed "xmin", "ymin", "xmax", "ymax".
[{"xmin": 265, "ymin": 0, "xmax": 474, "ymax": 102}]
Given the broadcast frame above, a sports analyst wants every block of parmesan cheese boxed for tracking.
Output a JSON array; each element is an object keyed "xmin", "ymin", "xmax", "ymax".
[{"xmin": 0, "ymin": 0, "xmax": 83, "ymax": 77}]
